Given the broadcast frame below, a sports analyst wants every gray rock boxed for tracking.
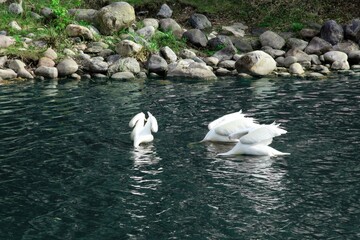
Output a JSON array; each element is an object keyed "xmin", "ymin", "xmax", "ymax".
[
  {"xmin": 157, "ymin": 3, "xmax": 172, "ymax": 18},
  {"xmin": 260, "ymin": 31, "xmax": 286, "ymax": 49},
  {"xmin": 18, "ymin": 69, "xmax": 33, "ymax": 79},
  {"xmin": 208, "ymin": 35, "xmax": 233, "ymax": 50},
  {"xmin": 183, "ymin": 29, "xmax": 208, "ymax": 47},
  {"xmin": 231, "ymin": 37, "xmax": 253, "ymax": 53},
  {"xmin": 143, "ymin": 18, "xmax": 159, "ymax": 29},
  {"xmin": 235, "ymin": 50, "xmax": 277, "ymax": 76},
  {"xmin": 66, "ymin": 24, "xmax": 94, "ymax": 40},
  {"xmin": 87, "ymin": 58, "xmax": 109, "ymax": 73},
  {"xmin": 147, "ymin": 54, "xmax": 168, "ymax": 76},
  {"xmin": 167, "ymin": 59, "xmax": 216, "ymax": 80},
  {"xmin": 68, "ymin": 9, "xmax": 98, "ymax": 24},
  {"xmin": 215, "ymin": 67, "xmax": 232, "ymax": 76},
  {"xmin": 262, "ymin": 46, "xmax": 285, "ymax": 58},
  {"xmin": 283, "ymin": 56, "xmax": 298, "ymax": 68},
  {"xmin": 8, "ymin": 60, "xmax": 26, "ymax": 72},
  {"xmin": 179, "ymin": 49, "xmax": 197, "ymax": 59},
  {"xmin": 289, "ymin": 63, "xmax": 304, "ymax": 75},
  {"xmin": 136, "ymin": 26, "xmax": 155, "ymax": 40},
  {"xmin": 213, "ymin": 45, "xmax": 237, "ymax": 61},
  {"xmin": 106, "ymin": 54, "xmax": 121, "ymax": 65},
  {"xmin": 285, "ymin": 48, "xmax": 311, "ymax": 62},
  {"xmin": 189, "ymin": 13, "xmax": 212, "ymax": 30},
  {"xmin": 308, "ymin": 72, "xmax": 325, "ymax": 78},
  {"xmin": 332, "ymin": 40, "xmax": 359, "ymax": 54},
  {"xmin": 43, "ymin": 48, "xmax": 58, "ymax": 60},
  {"xmin": 331, "ymin": 60, "xmax": 350, "ymax": 70},
  {"xmin": 218, "ymin": 60, "xmax": 236, "ymax": 70},
  {"xmin": 30, "ymin": 11, "xmax": 42, "ymax": 20},
  {"xmin": 287, "ymin": 38, "xmax": 308, "ymax": 50},
  {"xmin": 304, "ymin": 37, "xmax": 332, "ymax": 55},
  {"xmin": 344, "ymin": 19, "xmax": 360, "ymax": 43},
  {"xmin": 38, "ymin": 57, "xmax": 55, "ymax": 68},
  {"xmin": 111, "ymin": 71, "xmax": 135, "ymax": 80},
  {"xmin": 8, "ymin": 2, "xmax": 23, "ymax": 15},
  {"xmin": 323, "ymin": 51, "xmax": 348, "ymax": 63},
  {"xmin": 203, "ymin": 57, "xmax": 219, "ymax": 67},
  {"xmin": 9, "ymin": 21, "xmax": 21, "ymax": 31},
  {"xmin": 35, "ymin": 66, "xmax": 58, "ymax": 79},
  {"xmin": 0, "ymin": 56, "xmax": 7, "ymax": 68},
  {"xmin": 221, "ymin": 23, "xmax": 247, "ymax": 37},
  {"xmin": 108, "ymin": 57, "xmax": 140, "ymax": 74},
  {"xmin": 40, "ymin": 7, "xmax": 56, "ymax": 20},
  {"xmin": 0, "ymin": 35, "xmax": 15, "ymax": 48},
  {"xmin": 96, "ymin": 2, "xmax": 135, "ymax": 35},
  {"xmin": 159, "ymin": 18, "xmax": 183, "ymax": 37},
  {"xmin": 57, "ymin": 58, "xmax": 79, "ymax": 76},
  {"xmin": 160, "ymin": 46, "xmax": 177, "ymax": 63},
  {"xmin": 115, "ymin": 40, "xmax": 143, "ymax": 57},
  {"xmin": 348, "ymin": 50, "xmax": 360, "ymax": 64},
  {"xmin": 309, "ymin": 54, "xmax": 322, "ymax": 65},
  {"xmin": 299, "ymin": 28, "xmax": 320, "ymax": 40},
  {"xmin": 320, "ymin": 20, "xmax": 344, "ymax": 45},
  {"xmin": 0, "ymin": 69, "xmax": 17, "ymax": 79}
]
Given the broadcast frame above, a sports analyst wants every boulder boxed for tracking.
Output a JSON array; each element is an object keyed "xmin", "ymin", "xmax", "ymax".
[
  {"xmin": 9, "ymin": 20, "xmax": 21, "ymax": 31},
  {"xmin": 182, "ymin": 29, "xmax": 208, "ymax": 47},
  {"xmin": 17, "ymin": 69, "xmax": 33, "ymax": 79},
  {"xmin": 213, "ymin": 45, "xmax": 237, "ymax": 61},
  {"xmin": 218, "ymin": 60, "xmax": 236, "ymax": 70},
  {"xmin": 304, "ymin": 37, "xmax": 332, "ymax": 55},
  {"xmin": 111, "ymin": 71, "xmax": 135, "ymax": 80},
  {"xmin": 108, "ymin": 57, "xmax": 140, "ymax": 74},
  {"xmin": 286, "ymin": 38, "xmax": 308, "ymax": 50},
  {"xmin": 348, "ymin": 50, "xmax": 360, "ymax": 64},
  {"xmin": 96, "ymin": 2, "xmax": 135, "ymax": 35},
  {"xmin": 320, "ymin": 20, "xmax": 344, "ymax": 45},
  {"xmin": 289, "ymin": 63, "xmax": 304, "ymax": 75},
  {"xmin": 208, "ymin": 35, "xmax": 233, "ymax": 50},
  {"xmin": 344, "ymin": 19, "xmax": 360, "ymax": 43},
  {"xmin": 159, "ymin": 18, "xmax": 183, "ymax": 37},
  {"xmin": 157, "ymin": 3, "xmax": 172, "ymax": 18},
  {"xmin": 115, "ymin": 40, "xmax": 143, "ymax": 57},
  {"xmin": 231, "ymin": 37, "xmax": 253, "ymax": 53},
  {"xmin": 66, "ymin": 24, "xmax": 94, "ymax": 40},
  {"xmin": 189, "ymin": 13, "xmax": 212, "ymax": 30},
  {"xmin": 332, "ymin": 40, "xmax": 359, "ymax": 54},
  {"xmin": 0, "ymin": 69, "xmax": 17, "ymax": 79},
  {"xmin": 147, "ymin": 54, "xmax": 168, "ymax": 76},
  {"xmin": 43, "ymin": 48, "xmax": 58, "ymax": 60},
  {"xmin": 299, "ymin": 28, "xmax": 320, "ymax": 40},
  {"xmin": 331, "ymin": 61, "xmax": 350, "ymax": 70},
  {"xmin": 160, "ymin": 46, "xmax": 177, "ymax": 63},
  {"xmin": 143, "ymin": 18, "xmax": 159, "ymax": 29},
  {"xmin": 38, "ymin": 57, "xmax": 55, "ymax": 67},
  {"xmin": 8, "ymin": 60, "xmax": 26, "ymax": 72},
  {"xmin": 35, "ymin": 66, "xmax": 58, "ymax": 78},
  {"xmin": 285, "ymin": 48, "xmax": 311, "ymax": 62},
  {"xmin": 260, "ymin": 31, "xmax": 286, "ymax": 49},
  {"xmin": 68, "ymin": 9, "xmax": 98, "ymax": 24},
  {"xmin": 87, "ymin": 58, "xmax": 109, "ymax": 73},
  {"xmin": 56, "ymin": 58, "xmax": 79, "ymax": 76},
  {"xmin": 167, "ymin": 59, "xmax": 216, "ymax": 79},
  {"xmin": 323, "ymin": 51, "xmax": 348, "ymax": 63},
  {"xmin": 235, "ymin": 50, "xmax": 276, "ymax": 76}
]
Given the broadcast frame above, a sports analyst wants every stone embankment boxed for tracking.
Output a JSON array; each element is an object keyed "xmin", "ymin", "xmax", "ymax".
[{"xmin": 1, "ymin": 1, "xmax": 360, "ymax": 82}]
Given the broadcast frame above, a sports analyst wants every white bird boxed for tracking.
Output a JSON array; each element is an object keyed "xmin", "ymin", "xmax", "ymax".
[
  {"xmin": 129, "ymin": 111, "xmax": 158, "ymax": 147},
  {"xmin": 201, "ymin": 110, "xmax": 259, "ymax": 143},
  {"xmin": 217, "ymin": 123, "xmax": 290, "ymax": 156}
]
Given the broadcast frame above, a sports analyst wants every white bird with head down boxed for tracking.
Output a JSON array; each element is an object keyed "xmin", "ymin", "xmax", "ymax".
[
  {"xmin": 201, "ymin": 110, "xmax": 259, "ymax": 143},
  {"xmin": 217, "ymin": 123, "xmax": 289, "ymax": 156},
  {"xmin": 129, "ymin": 112, "xmax": 158, "ymax": 147}
]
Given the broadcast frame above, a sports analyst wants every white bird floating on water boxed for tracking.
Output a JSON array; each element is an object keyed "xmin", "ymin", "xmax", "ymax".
[
  {"xmin": 201, "ymin": 110, "xmax": 259, "ymax": 143},
  {"xmin": 129, "ymin": 112, "xmax": 158, "ymax": 147},
  {"xmin": 202, "ymin": 110, "xmax": 289, "ymax": 156}
]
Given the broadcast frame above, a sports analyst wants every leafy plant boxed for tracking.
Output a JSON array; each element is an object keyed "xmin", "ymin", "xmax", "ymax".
[{"xmin": 291, "ymin": 22, "xmax": 304, "ymax": 32}]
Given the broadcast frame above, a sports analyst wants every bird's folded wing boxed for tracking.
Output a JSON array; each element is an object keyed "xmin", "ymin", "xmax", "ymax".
[
  {"xmin": 148, "ymin": 112, "xmax": 158, "ymax": 133},
  {"xmin": 215, "ymin": 118, "xmax": 255, "ymax": 136},
  {"xmin": 240, "ymin": 125, "xmax": 285, "ymax": 145},
  {"xmin": 129, "ymin": 112, "xmax": 145, "ymax": 127},
  {"xmin": 208, "ymin": 110, "xmax": 243, "ymax": 130}
]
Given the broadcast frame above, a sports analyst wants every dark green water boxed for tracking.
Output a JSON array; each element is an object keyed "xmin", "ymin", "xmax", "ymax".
[{"xmin": 1, "ymin": 74, "xmax": 359, "ymax": 239}]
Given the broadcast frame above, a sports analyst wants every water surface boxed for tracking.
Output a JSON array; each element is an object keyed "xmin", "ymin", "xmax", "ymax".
[{"xmin": 1, "ymin": 74, "xmax": 359, "ymax": 239}]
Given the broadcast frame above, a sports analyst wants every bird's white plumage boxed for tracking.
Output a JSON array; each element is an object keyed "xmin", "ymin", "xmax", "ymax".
[
  {"xmin": 202, "ymin": 110, "xmax": 259, "ymax": 143},
  {"xmin": 129, "ymin": 112, "xmax": 158, "ymax": 147}
]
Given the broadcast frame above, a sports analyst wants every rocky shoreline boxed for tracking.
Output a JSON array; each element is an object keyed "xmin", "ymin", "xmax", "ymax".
[{"xmin": 0, "ymin": 1, "xmax": 360, "ymax": 83}]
